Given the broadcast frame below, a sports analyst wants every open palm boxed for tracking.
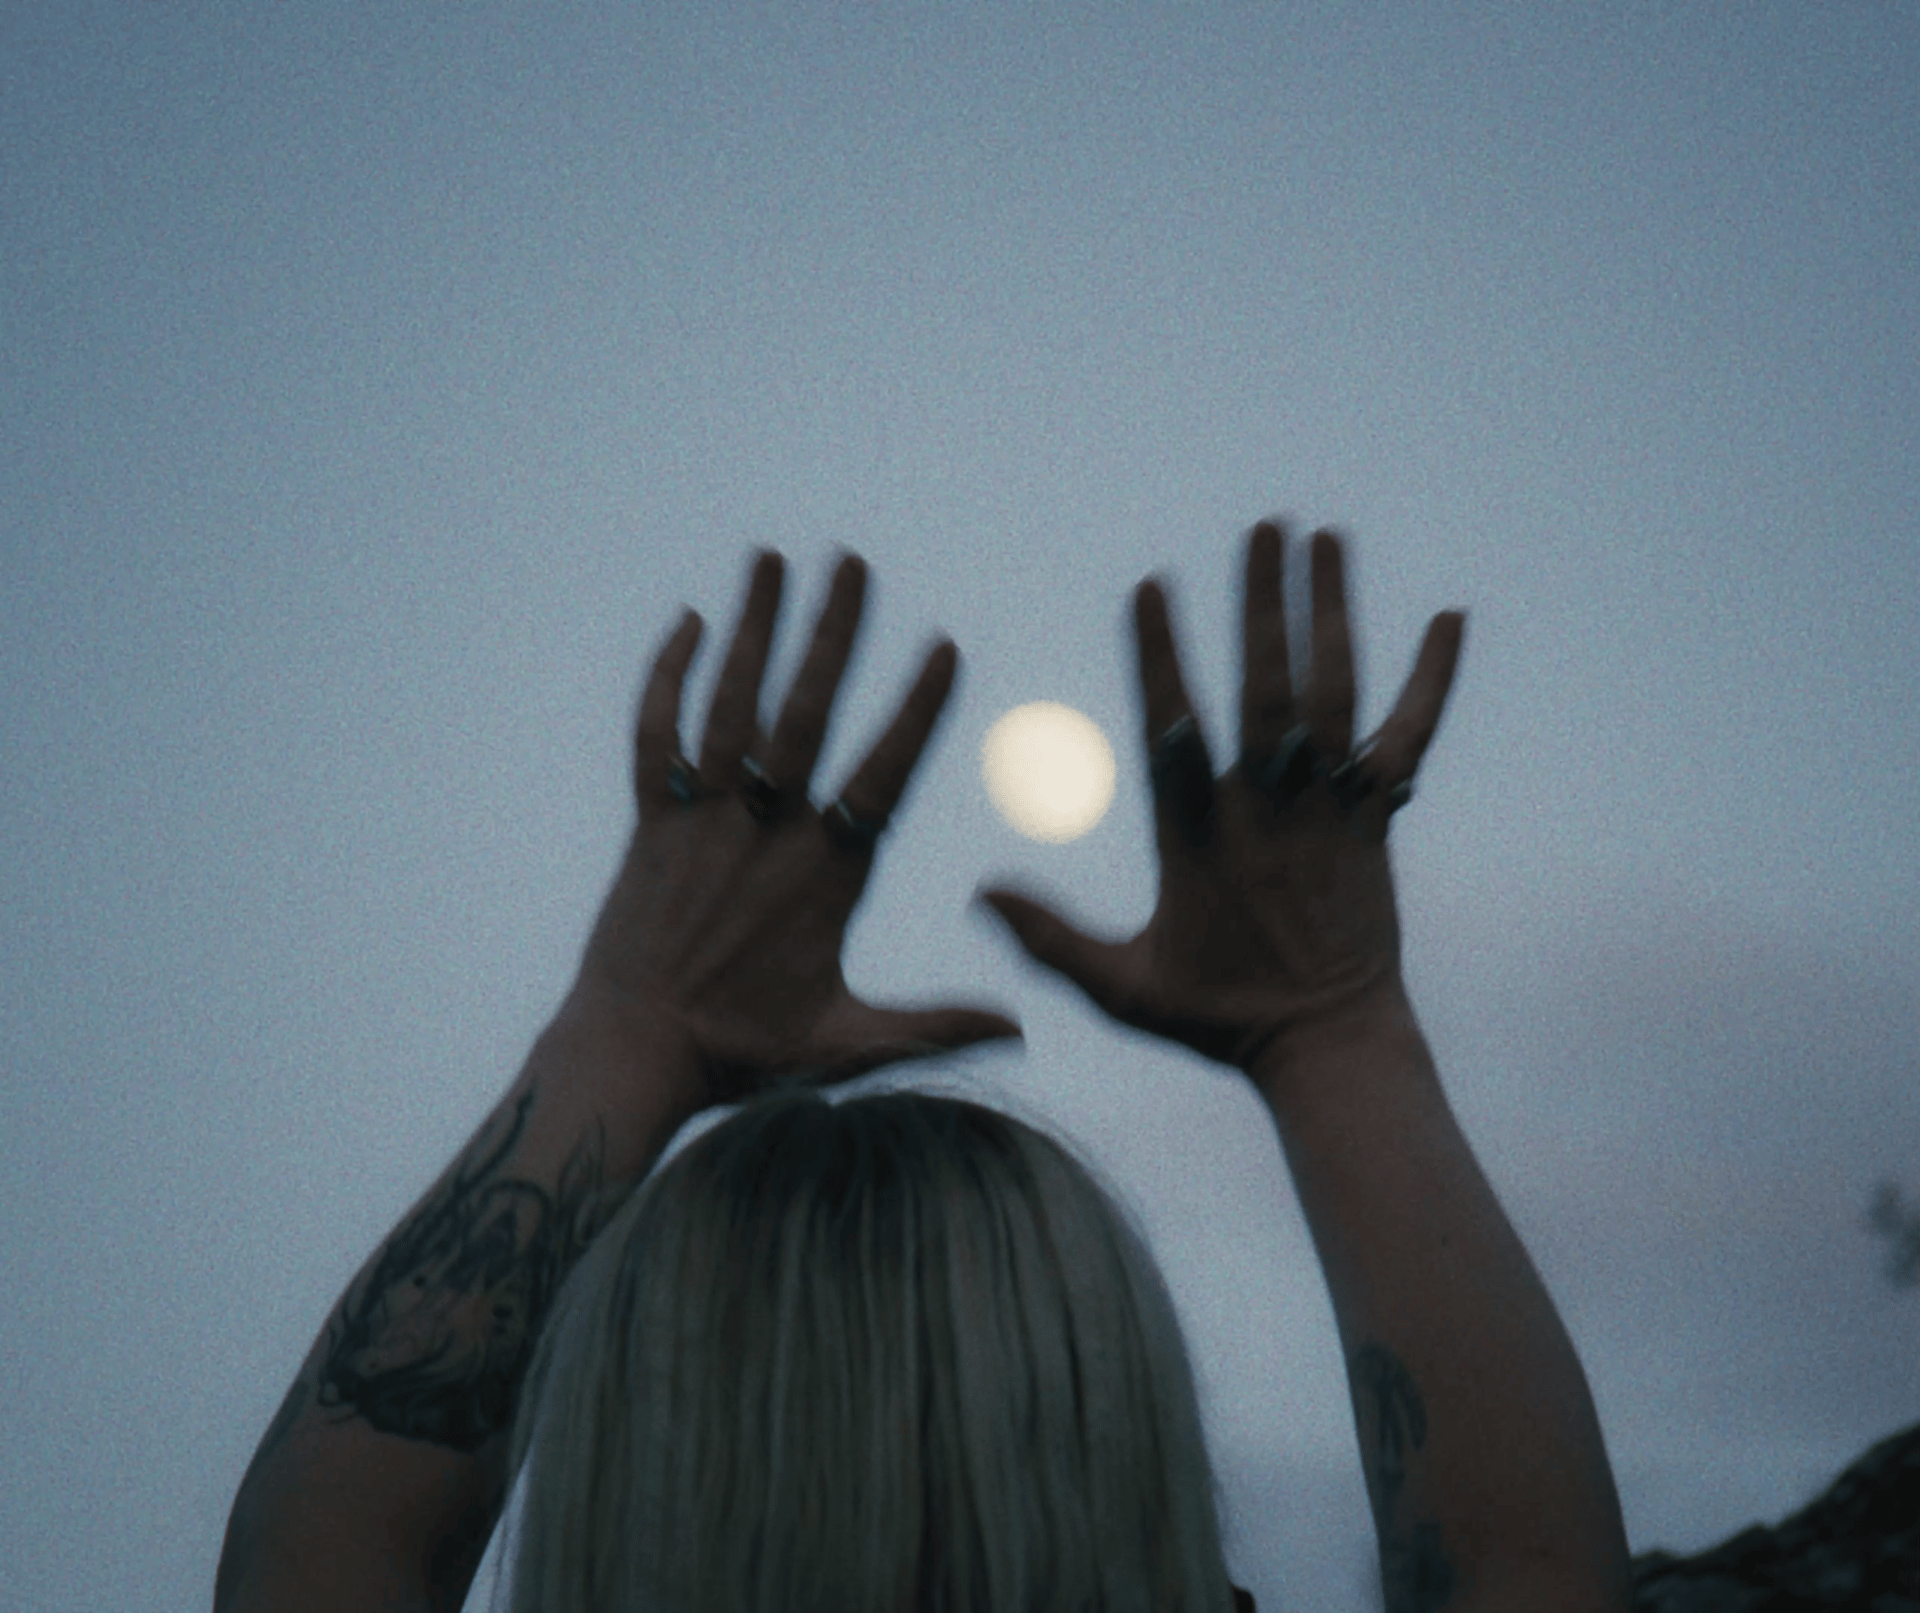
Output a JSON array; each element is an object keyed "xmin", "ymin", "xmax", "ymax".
[
  {"xmin": 983, "ymin": 523, "xmax": 1465, "ymax": 1070},
  {"xmin": 584, "ymin": 551, "xmax": 1019, "ymax": 1105}
]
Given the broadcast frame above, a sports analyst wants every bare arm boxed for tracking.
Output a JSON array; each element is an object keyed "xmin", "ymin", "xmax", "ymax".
[
  {"xmin": 216, "ymin": 552, "xmax": 1018, "ymax": 1612},
  {"xmin": 214, "ymin": 984, "xmax": 701, "ymax": 1613},
  {"xmin": 985, "ymin": 521, "xmax": 1630, "ymax": 1611},
  {"xmin": 1252, "ymin": 992, "xmax": 1631, "ymax": 1612}
]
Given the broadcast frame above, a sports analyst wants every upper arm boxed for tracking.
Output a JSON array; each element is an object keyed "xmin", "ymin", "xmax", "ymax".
[
  {"xmin": 1453, "ymin": 1579, "xmax": 1634, "ymax": 1613},
  {"xmin": 216, "ymin": 1514, "xmax": 440, "ymax": 1613},
  {"xmin": 1420, "ymin": 1554, "xmax": 1634, "ymax": 1613},
  {"xmin": 218, "ymin": 1491, "xmax": 496, "ymax": 1613},
  {"xmin": 216, "ymin": 1391, "xmax": 506, "ymax": 1613}
]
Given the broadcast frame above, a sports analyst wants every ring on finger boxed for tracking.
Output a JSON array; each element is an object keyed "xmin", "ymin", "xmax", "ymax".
[
  {"xmin": 823, "ymin": 798, "xmax": 889, "ymax": 854},
  {"xmin": 1245, "ymin": 726, "xmax": 1415, "ymax": 818},
  {"xmin": 740, "ymin": 755, "xmax": 783, "ymax": 820},
  {"xmin": 1327, "ymin": 753, "xmax": 1416, "ymax": 818},
  {"xmin": 1245, "ymin": 723, "xmax": 1322, "ymax": 805},
  {"xmin": 1328, "ymin": 755, "xmax": 1377, "ymax": 813},
  {"xmin": 667, "ymin": 753, "xmax": 705, "ymax": 804},
  {"xmin": 1148, "ymin": 714, "xmax": 1203, "ymax": 781},
  {"xmin": 1149, "ymin": 714, "xmax": 1215, "ymax": 847}
]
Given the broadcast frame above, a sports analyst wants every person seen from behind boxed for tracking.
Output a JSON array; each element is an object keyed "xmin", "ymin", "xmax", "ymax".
[{"xmin": 216, "ymin": 521, "xmax": 1633, "ymax": 1613}]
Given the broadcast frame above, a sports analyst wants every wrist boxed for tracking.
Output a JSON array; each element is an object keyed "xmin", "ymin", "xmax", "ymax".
[
  {"xmin": 1240, "ymin": 980, "xmax": 1423, "ymax": 1105},
  {"xmin": 550, "ymin": 970, "xmax": 709, "ymax": 1125}
]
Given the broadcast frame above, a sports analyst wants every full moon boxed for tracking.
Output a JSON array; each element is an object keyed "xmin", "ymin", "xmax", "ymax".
[{"xmin": 981, "ymin": 702, "xmax": 1116, "ymax": 843}]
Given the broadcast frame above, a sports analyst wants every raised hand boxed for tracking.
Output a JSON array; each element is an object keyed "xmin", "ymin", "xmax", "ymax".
[
  {"xmin": 982, "ymin": 522, "xmax": 1464, "ymax": 1070},
  {"xmin": 581, "ymin": 550, "xmax": 1020, "ymax": 1107}
]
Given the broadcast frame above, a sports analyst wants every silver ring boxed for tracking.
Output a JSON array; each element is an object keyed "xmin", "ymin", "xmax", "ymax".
[
  {"xmin": 1149, "ymin": 714, "xmax": 1199, "ymax": 775},
  {"xmin": 667, "ymin": 754, "xmax": 703, "ymax": 804},
  {"xmin": 1329, "ymin": 742, "xmax": 1417, "ymax": 818},
  {"xmin": 823, "ymin": 798, "xmax": 888, "ymax": 854},
  {"xmin": 740, "ymin": 755, "xmax": 782, "ymax": 820},
  {"xmin": 1328, "ymin": 755, "xmax": 1377, "ymax": 813},
  {"xmin": 1247, "ymin": 723, "xmax": 1322, "ymax": 803},
  {"xmin": 1149, "ymin": 714, "xmax": 1214, "ymax": 847},
  {"xmin": 1246, "ymin": 727, "xmax": 1415, "ymax": 819}
]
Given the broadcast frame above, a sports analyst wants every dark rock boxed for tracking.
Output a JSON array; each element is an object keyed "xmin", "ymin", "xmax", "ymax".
[
  {"xmin": 1633, "ymin": 1420, "xmax": 1920, "ymax": 1612},
  {"xmin": 1637, "ymin": 1573, "xmax": 1771, "ymax": 1613}
]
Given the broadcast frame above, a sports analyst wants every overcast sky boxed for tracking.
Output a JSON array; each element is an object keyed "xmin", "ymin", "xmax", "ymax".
[{"xmin": 4, "ymin": 6, "xmax": 1917, "ymax": 1611}]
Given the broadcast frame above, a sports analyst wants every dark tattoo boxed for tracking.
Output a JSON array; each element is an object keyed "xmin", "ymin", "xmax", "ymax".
[
  {"xmin": 316, "ymin": 1088, "xmax": 614, "ymax": 1452},
  {"xmin": 1351, "ymin": 1342, "xmax": 1457, "ymax": 1613}
]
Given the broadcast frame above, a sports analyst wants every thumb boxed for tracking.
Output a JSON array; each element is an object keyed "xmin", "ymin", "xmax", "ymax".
[
  {"xmin": 978, "ymin": 887, "xmax": 1132, "ymax": 1017},
  {"xmin": 811, "ymin": 1000, "xmax": 1023, "ymax": 1083}
]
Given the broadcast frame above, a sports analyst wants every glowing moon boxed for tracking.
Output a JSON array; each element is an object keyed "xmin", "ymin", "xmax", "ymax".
[{"xmin": 981, "ymin": 702, "xmax": 1116, "ymax": 843}]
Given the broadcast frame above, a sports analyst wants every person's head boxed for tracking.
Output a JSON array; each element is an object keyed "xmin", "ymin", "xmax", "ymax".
[{"xmin": 506, "ymin": 1086, "xmax": 1236, "ymax": 1613}]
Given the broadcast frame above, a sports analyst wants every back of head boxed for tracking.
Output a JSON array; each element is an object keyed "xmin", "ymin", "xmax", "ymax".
[{"xmin": 507, "ymin": 1087, "xmax": 1235, "ymax": 1613}]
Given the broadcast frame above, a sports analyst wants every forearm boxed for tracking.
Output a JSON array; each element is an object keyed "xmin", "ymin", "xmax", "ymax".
[
  {"xmin": 216, "ymin": 978, "xmax": 705, "ymax": 1613},
  {"xmin": 1250, "ymin": 990, "xmax": 1631, "ymax": 1613}
]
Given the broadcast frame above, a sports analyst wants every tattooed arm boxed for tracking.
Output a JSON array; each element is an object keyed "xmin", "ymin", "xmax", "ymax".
[
  {"xmin": 1251, "ymin": 999, "xmax": 1633, "ymax": 1613},
  {"xmin": 216, "ymin": 552, "xmax": 1017, "ymax": 1613},
  {"xmin": 214, "ymin": 982, "xmax": 704, "ymax": 1613}
]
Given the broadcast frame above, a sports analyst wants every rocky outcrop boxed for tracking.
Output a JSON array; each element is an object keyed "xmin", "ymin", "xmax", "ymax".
[{"xmin": 1632, "ymin": 1420, "xmax": 1920, "ymax": 1613}]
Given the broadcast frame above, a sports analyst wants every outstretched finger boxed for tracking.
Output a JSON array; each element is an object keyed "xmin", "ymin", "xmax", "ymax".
[
  {"xmin": 980, "ymin": 888, "xmax": 1133, "ymax": 1020},
  {"xmin": 698, "ymin": 550, "xmax": 785, "ymax": 781},
  {"xmin": 811, "ymin": 999, "xmax": 1024, "ymax": 1083},
  {"xmin": 1360, "ymin": 610, "xmax": 1467, "ymax": 786},
  {"xmin": 1135, "ymin": 580, "xmax": 1216, "ymax": 852},
  {"xmin": 830, "ymin": 638, "xmax": 959, "ymax": 842},
  {"xmin": 634, "ymin": 608, "xmax": 704, "ymax": 808},
  {"xmin": 1306, "ymin": 530, "xmax": 1357, "ymax": 756},
  {"xmin": 1240, "ymin": 520, "xmax": 1293, "ymax": 762},
  {"xmin": 763, "ymin": 552, "xmax": 868, "ymax": 793}
]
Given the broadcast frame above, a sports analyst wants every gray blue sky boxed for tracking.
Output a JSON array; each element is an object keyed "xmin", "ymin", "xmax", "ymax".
[{"xmin": 4, "ymin": 6, "xmax": 1916, "ymax": 1610}]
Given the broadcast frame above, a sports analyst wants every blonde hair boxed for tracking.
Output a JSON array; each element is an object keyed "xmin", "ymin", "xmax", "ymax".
[{"xmin": 505, "ymin": 1087, "xmax": 1236, "ymax": 1612}]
